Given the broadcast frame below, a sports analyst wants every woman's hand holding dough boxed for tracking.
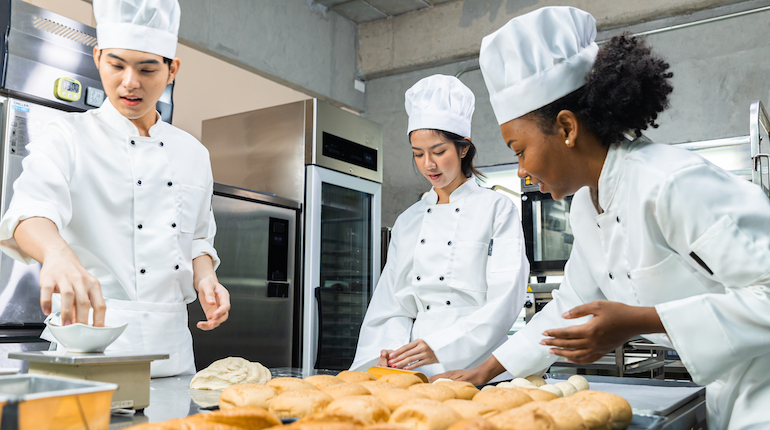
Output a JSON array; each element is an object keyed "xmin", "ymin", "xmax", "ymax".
[
  {"xmin": 388, "ymin": 339, "xmax": 438, "ymax": 370},
  {"xmin": 541, "ymin": 300, "xmax": 665, "ymax": 363}
]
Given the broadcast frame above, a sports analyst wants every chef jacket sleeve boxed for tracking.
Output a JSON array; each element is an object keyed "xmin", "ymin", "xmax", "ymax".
[
  {"xmin": 418, "ymin": 203, "xmax": 528, "ymax": 370},
  {"xmin": 0, "ymin": 121, "xmax": 74, "ymax": 264},
  {"xmin": 351, "ymin": 224, "xmax": 417, "ymax": 370},
  {"xmin": 492, "ymin": 236, "xmax": 608, "ymax": 377},
  {"xmin": 653, "ymin": 164, "xmax": 770, "ymax": 386},
  {"xmin": 190, "ymin": 165, "xmax": 220, "ymax": 270}
]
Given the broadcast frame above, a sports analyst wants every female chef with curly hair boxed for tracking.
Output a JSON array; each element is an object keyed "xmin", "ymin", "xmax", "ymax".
[
  {"xmin": 434, "ymin": 6, "xmax": 770, "ymax": 428},
  {"xmin": 351, "ymin": 75, "xmax": 529, "ymax": 377}
]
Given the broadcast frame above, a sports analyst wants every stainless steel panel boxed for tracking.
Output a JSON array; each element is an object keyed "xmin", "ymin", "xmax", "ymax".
[
  {"xmin": 0, "ymin": 374, "xmax": 117, "ymax": 400},
  {"xmin": 202, "ymin": 102, "xmax": 310, "ymax": 203},
  {"xmin": 8, "ymin": 351, "xmax": 168, "ymax": 364},
  {"xmin": 188, "ymin": 193, "xmax": 299, "ymax": 369}
]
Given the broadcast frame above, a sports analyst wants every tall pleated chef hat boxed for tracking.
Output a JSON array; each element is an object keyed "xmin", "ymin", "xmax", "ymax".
[
  {"xmin": 479, "ymin": 6, "xmax": 599, "ymax": 125},
  {"xmin": 405, "ymin": 74, "xmax": 475, "ymax": 138},
  {"xmin": 94, "ymin": 0, "xmax": 181, "ymax": 59}
]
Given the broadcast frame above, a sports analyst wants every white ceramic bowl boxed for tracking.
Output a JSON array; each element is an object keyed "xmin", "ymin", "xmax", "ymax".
[{"xmin": 46, "ymin": 321, "xmax": 128, "ymax": 353}]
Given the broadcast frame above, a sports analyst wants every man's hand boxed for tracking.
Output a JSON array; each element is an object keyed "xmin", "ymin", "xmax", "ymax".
[
  {"xmin": 14, "ymin": 217, "xmax": 106, "ymax": 326},
  {"xmin": 541, "ymin": 300, "xmax": 665, "ymax": 363},
  {"xmin": 193, "ymin": 255, "xmax": 230, "ymax": 330},
  {"xmin": 387, "ymin": 339, "xmax": 438, "ymax": 370}
]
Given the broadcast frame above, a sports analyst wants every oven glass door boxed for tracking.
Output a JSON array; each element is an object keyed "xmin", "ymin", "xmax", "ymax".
[{"xmin": 522, "ymin": 192, "xmax": 573, "ymax": 273}]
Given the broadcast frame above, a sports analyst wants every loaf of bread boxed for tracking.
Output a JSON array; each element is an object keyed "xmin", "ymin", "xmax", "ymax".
[
  {"xmin": 281, "ymin": 422, "xmax": 363, "ymax": 430},
  {"xmin": 374, "ymin": 388, "xmax": 430, "ymax": 412},
  {"xmin": 388, "ymin": 399, "xmax": 462, "ymax": 430},
  {"xmin": 326, "ymin": 395, "xmax": 392, "ymax": 425},
  {"xmin": 433, "ymin": 381, "xmax": 479, "ymax": 400},
  {"xmin": 471, "ymin": 387, "xmax": 533, "ymax": 411},
  {"xmin": 306, "ymin": 375, "xmax": 348, "ymax": 390},
  {"xmin": 442, "ymin": 399, "xmax": 499, "ymax": 419},
  {"xmin": 487, "ymin": 403, "xmax": 557, "ymax": 430},
  {"xmin": 446, "ymin": 418, "xmax": 498, "ymax": 430},
  {"xmin": 571, "ymin": 391, "xmax": 631, "ymax": 430},
  {"xmin": 267, "ymin": 377, "xmax": 319, "ymax": 393},
  {"xmin": 323, "ymin": 382, "xmax": 373, "ymax": 399},
  {"xmin": 268, "ymin": 390, "xmax": 334, "ymax": 418},
  {"xmin": 517, "ymin": 388, "xmax": 559, "ymax": 402},
  {"xmin": 362, "ymin": 424, "xmax": 413, "ymax": 430},
  {"xmin": 199, "ymin": 407, "xmax": 283, "ymax": 429},
  {"xmin": 554, "ymin": 397, "xmax": 612, "ymax": 430},
  {"xmin": 299, "ymin": 410, "xmax": 370, "ymax": 426},
  {"xmin": 408, "ymin": 383, "xmax": 457, "ymax": 402},
  {"xmin": 359, "ymin": 380, "xmax": 401, "ymax": 394},
  {"xmin": 219, "ymin": 384, "xmax": 279, "ymax": 410},
  {"xmin": 337, "ymin": 370, "xmax": 378, "ymax": 383},
  {"xmin": 378, "ymin": 374, "xmax": 424, "ymax": 389},
  {"xmin": 528, "ymin": 401, "xmax": 587, "ymax": 430}
]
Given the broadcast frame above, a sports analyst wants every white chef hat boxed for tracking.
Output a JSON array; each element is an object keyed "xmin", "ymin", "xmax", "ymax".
[
  {"xmin": 94, "ymin": 0, "xmax": 181, "ymax": 59},
  {"xmin": 479, "ymin": 6, "xmax": 599, "ymax": 125},
  {"xmin": 405, "ymin": 74, "xmax": 475, "ymax": 138}
]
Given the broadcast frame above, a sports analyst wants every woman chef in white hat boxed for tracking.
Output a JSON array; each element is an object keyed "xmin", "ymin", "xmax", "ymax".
[
  {"xmin": 0, "ymin": 0, "xmax": 230, "ymax": 377},
  {"xmin": 351, "ymin": 75, "xmax": 529, "ymax": 377},
  {"xmin": 433, "ymin": 6, "xmax": 770, "ymax": 428}
]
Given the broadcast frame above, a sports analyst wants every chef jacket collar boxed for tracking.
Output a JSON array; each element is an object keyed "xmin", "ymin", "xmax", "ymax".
[
  {"xmin": 424, "ymin": 178, "xmax": 478, "ymax": 204},
  {"xmin": 597, "ymin": 134, "xmax": 650, "ymax": 211},
  {"xmin": 99, "ymin": 98, "xmax": 165, "ymax": 138}
]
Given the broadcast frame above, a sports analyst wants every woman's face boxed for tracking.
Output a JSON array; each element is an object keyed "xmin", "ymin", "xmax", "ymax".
[
  {"xmin": 410, "ymin": 129, "xmax": 465, "ymax": 191},
  {"xmin": 500, "ymin": 116, "xmax": 578, "ymax": 201}
]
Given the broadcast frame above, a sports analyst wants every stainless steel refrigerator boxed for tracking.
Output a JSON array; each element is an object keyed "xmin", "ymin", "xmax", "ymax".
[
  {"xmin": 0, "ymin": 0, "xmax": 173, "ymax": 368},
  {"xmin": 202, "ymin": 99, "xmax": 383, "ymax": 370}
]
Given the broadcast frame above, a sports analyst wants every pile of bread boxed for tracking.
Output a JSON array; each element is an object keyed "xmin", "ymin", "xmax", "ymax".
[{"xmin": 128, "ymin": 370, "xmax": 632, "ymax": 430}]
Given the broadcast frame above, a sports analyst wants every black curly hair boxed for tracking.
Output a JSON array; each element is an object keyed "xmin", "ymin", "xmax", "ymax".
[
  {"xmin": 409, "ymin": 129, "xmax": 485, "ymax": 179},
  {"xmin": 526, "ymin": 33, "xmax": 674, "ymax": 147}
]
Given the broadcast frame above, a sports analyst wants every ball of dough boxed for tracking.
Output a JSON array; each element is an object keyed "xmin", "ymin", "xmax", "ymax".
[
  {"xmin": 408, "ymin": 384, "xmax": 457, "ymax": 402},
  {"xmin": 267, "ymin": 377, "xmax": 319, "ymax": 393},
  {"xmin": 487, "ymin": 403, "xmax": 557, "ymax": 430},
  {"xmin": 326, "ymin": 395, "xmax": 391, "ymax": 425},
  {"xmin": 305, "ymin": 375, "xmax": 347, "ymax": 390},
  {"xmin": 322, "ymin": 382, "xmax": 372, "ymax": 399},
  {"xmin": 446, "ymin": 418, "xmax": 499, "ymax": 430},
  {"xmin": 189, "ymin": 357, "xmax": 271, "ymax": 390},
  {"xmin": 531, "ymin": 401, "xmax": 587, "ymax": 430},
  {"xmin": 433, "ymin": 381, "xmax": 480, "ymax": 400},
  {"xmin": 518, "ymin": 388, "xmax": 559, "ymax": 402},
  {"xmin": 374, "ymin": 388, "xmax": 430, "ymax": 412},
  {"xmin": 219, "ymin": 384, "xmax": 279, "ymax": 410},
  {"xmin": 268, "ymin": 390, "xmax": 334, "ymax": 418},
  {"xmin": 525, "ymin": 376, "xmax": 547, "ymax": 388},
  {"xmin": 196, "ymin": 406, "xmax": 283, "ymax": 429},
  {"xmin": 539, "ymin": 385, "xmax": 563, "ymax": 398},
  {"xmin": 337, "ymin": 370, "xmax": 378, "ymax": 383},
  {"xmin": 571, "ymin": 391, "xmax": 631, "ymax": 430},
  {"xmin": 389, "ymin": 399, "xmax": 462, "ymax": 430},
  {"xmin": 442, "ymin": 399, "xmax": 500, "ymax": 420},
  {"xmin": 378, "ymin": 374, "xmax": 424, "ymax": 389},
  {"xmin": 471, "ymin": 387, "xmax": 533, "ymax": 411},
  {"xmin": 555, "ymin": 382, "xmax": 578, "ymax": 397},
  {"xmin": 567, "ymin": 376, "xmax": 590, "ymax": 392},
  {"xmin": 360, "ymin": 381, "xmax": 401, "ymax": 395},
  {"xmin": 555, "ymin": 397, "xmax": 612, "ymax": 430},
  {"xmin": 504, "ymin": 378, "xmax": 535, "ymax": 388}
]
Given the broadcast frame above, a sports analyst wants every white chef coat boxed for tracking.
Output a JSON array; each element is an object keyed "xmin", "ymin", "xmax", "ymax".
[
  {"xmin": 0, "ymin": 99, "xmax": 220, "ymax": 378},
  {"xmin": 352, "ymin": 179, "xmax": 529, "ymax": 376},
  {"xmin": 493, "ymin": 135, "xmax": 770, "ymax": 429}
]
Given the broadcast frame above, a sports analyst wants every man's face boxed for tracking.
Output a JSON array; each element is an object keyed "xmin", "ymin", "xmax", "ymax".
[{"xmin": 93, "ymin": 47, "xmax": 178, "ymax": 122}]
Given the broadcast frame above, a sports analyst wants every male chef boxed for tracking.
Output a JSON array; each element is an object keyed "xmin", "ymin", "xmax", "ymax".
[{"xmin": 0, "ymin": 0, "xmax": 229, "ymax": 377}]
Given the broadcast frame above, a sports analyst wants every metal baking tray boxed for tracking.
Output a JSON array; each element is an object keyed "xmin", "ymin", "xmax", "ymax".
[
  {"xmin": 545, "ymin": 374, "xmax": 704, "ymax": 416},
  {"xmin": 0, "ymin": 374, "xmax": 117, "ymax": 430},
  {"xmin": 628, "ymin": 414, "xmax": 667, "ymax": 430}
]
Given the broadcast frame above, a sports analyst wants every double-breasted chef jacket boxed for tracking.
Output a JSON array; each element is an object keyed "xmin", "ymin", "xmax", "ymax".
[
  {"xmin": 352, "ymin": 179, "xmax": 529, "ymax": 376},
  {"xmin": 493, "ymin": 135, "xmax": 770, "ymax": 429},
  {"xmin": 0, "ymin": 99, "xmax": 219, "ymax": 378}
]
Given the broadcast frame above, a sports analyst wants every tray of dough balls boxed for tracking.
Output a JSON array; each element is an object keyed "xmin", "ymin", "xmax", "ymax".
[{"xmin": 126, "ymin": 358, "xmax": 665, "ymax": 430}]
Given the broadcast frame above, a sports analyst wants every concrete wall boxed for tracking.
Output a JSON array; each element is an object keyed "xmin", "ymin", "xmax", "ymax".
[
  {"xmin": 358, "ymin": 0, "xmax": 746, "ymax": 79},
  {"xmin": 178, "ymin": 0, "xmax": 363, "ymax": 112},
  {"xmin": 365, "ymin": 4, "xmax": 770, "ymax": 227}
]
